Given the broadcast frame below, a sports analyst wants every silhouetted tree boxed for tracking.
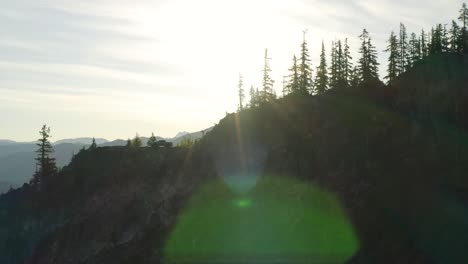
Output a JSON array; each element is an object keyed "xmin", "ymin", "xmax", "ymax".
[
  {"xmin": 261, "ymin": 48, "xmax": 275, "ymax": 101},
  {"xmin": 440, "ymin": 24, "xmax": 449, "ymax": 52},
  {"xmin": 286, "ymin": 55, "xmax": 300, "ymax": 93},
  {"xmin": 126, "ymin": 138, "xmax": 132, "ymax": 147},
  {"xmin": 329, "ymin": 40, "xmax": 338, "ymax": 89},
  {"xmin": 89, "ymin": 137, "xmax": 97, "ymax": 149},
  {"xmin": 385, "ymin": 31, "xmax": 400, "ymax": 83},
  {"xmin": 357, "ymin": 29, "xmax": 380, "ymax": 83},
  {"xmin": 147, "ymin": 132, "xmax": 157, "ymax": 147},
  {"xmin": 343, "ymin": 38, "xmax": 353, "ymax": 86},
  {"xmin": 449, "ymin": 20, "xmax": 460, "ymax": 52},
  {"xmin": 399, "ymin": 23, "xmax": 409, "ymax": 73},
  {"xmin": 237, "ymin": 73, "xmax": 245, "ymax": 111},
  {"xmin": 132, "ymin": 134, "xmax": 142, "ymax": 147},
  {"xmin": 299, "ymin": 30, "xmax": 313, "ymax": 94},
  {"xmin": 409, "ymin": 32, "xmax": 421, "ymax": 67},
  {"xmin": 458, "ymin": 3, "xmax": 468, "ymax": 52},
  {"xmin": 421, "ymin": 29, "xmax": 429, "ymax": 58},
  {"xmin": 314, "ymin": 41, "xmax": 328, "ymax": 94},
  {"xmin": 249, "ymin": 86, "xmax": 257, "ymax": 107},
  {"xmin": 31, "ymin": 125, "xmax": 57, "ymax": 187}
]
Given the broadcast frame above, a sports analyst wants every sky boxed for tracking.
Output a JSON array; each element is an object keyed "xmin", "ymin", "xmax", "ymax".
[{"xmin": 0, "ymin": 0, "xmax": 464, "ymax": 141}]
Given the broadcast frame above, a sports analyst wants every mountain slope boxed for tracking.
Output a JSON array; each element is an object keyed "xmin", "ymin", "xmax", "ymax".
[{"xmin": 1, "ymin": 54, "xmax": 468, "ymax": 264}]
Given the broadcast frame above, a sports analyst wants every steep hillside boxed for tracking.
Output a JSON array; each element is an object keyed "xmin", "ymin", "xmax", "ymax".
[{"xmin": 1, "ymin": 54, "xmax": 468, "ymax": 264}]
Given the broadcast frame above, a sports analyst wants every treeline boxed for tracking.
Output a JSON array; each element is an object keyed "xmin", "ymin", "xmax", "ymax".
[
  {"xmin": 28, "ymin": 126, "xmax": 177, "ymax": 190},
  {"xmin": 237, "ymin": 3, "xmax": 468, "ymax": 109}
]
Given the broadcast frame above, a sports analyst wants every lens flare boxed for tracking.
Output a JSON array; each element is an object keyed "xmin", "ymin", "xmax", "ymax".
[{"xmin": 164, "ymin": 176, "xmax": 359, "ymax": 263}]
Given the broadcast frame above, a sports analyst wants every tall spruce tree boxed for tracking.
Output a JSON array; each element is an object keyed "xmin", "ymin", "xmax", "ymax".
[
  {"xmin": 343, "ymin": 38, "xmax": 353, "ymax": 87},
  {"xmin": 237, "ymin": 73, "xmax": 245, "ymax": 111},
  {"xmin": 399, "ymin": 23, "xmax": 409, "ymax": 73},
  {"xmin": 357, "ymin": 29, "xmax": 380, "ymax": 83},
  {"xmin": 314, "ymin": 41, "xmax": 328, "ymax": 94},
  {"xmin": 299, "ymin": 30, "xmax": 313, "ymax": 94},
  {"xmin": 261, "ymin": 48, "xmax": 275, "ymax": 101},
  {"xmin": 31, "ymin": 125, "xmax": 57, "ymax": 187},
  {"xmin": 458, "ymin": 3, "xmax": 468, "ymax": 52},
  {"xmin": 409, "ymin": 32, "xmax": 421, "ymax": 67},
  {"xmin": 450, "ymin": 20, "xmax": 460, "ymax": 52},
  {"xmin": 442, "ymin": 24, "xmax": 449, "ymax": 52},
  {"xmin": 385, "ymin": 31, "xmax": 400, "ymax": 83},
  {"xmin": 286, "ymin": 55, "xmax": 300, "ymax": 93},
  {"xmin": 336, "ymin": 40, "xmax": 347, "ymax": 88},
  {"xmin": 421, "ymin": 29, "xmax": 428, "ymax": 58},
  {"xmin": 249, "ymin": 85, "xmax": 256, "ymax": 107},
  {"xmin": 329, "ymin": 41, "xmax": 338, "ymax": 89}
]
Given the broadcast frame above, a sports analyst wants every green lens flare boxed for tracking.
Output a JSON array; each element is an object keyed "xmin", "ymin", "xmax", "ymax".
[
  {"xmin": 164, "ymin": 176, "xmax": 359, "ymax": 263},
  {"xmin": 233, "ymin": 198, "xmax": 252, "ymax": 208}
]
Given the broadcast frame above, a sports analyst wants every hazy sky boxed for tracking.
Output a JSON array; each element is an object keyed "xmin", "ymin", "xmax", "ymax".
[{"xmin": 0, "ymin": 0, "xmax": 464, "ymax": 141}]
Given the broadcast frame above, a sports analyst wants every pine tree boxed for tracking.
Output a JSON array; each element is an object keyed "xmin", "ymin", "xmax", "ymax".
[
  {"xmin": 89, "ymin": 137, "xmax": 97, "ymax": 149},
  {"xmin": 286, "ymin": 55, "xmax": 300, "ymax": 93},
  {"xmin": 450, "ymin": 20, "xmax": 460, "ymax": 52},
  {"xmin": 249, "ymin": 85, "xmax": 257, "ymax": 107},
  {"xmin": 336, "ymin": 40, "xmax": 347, "ymax": 87},
  {"xmin": 314, "ymin": 41, "xmax": 328, "ymax": 94},
  {"xmin": 237, "ymin": 73, "xmax": 245, "ymax": 111},
  {"xmin": 421, "ymin": 29, "xmax": 428, "ymax": 58},
  {"xmin": 357, "ymin": 29, "xmax": 380, "ymax": 83},
  {"xmin": 409, "ymin": 32, "xmax": 421, "ymax": 67},
  {"xmin": 458, "ymin": 3, "xmax": 468, "ymax": 53},
  {"xmin": 132, "ymin": 133, "xmax": 142, "ymax": 147},
  {"xmin": 147, "ymin": 132, "xmax": 157, "ymax": 147},
  {"xmin": 384, "ymin": 31, "xmax": 400, "ymax": 84},
  {"xmin": 261, "ymin": 48, "xmax": 275, "ymax": 101},
  {"xmin": 31, "ymin": 125, "xmax": 57, "ymax": 187},
  {"xmin": 329, "ymin": 41, "xmax": 338, "ymax": 89},
  {"xmin": 441, "ymin": 24, "xmax": 449, "ymax": 52},
  {"xmin": 343, "ymin": 38, "xmax": 353, "ymax": 87},
  {"xmin": 399, "ymin": 23, "xmax": 409, "ymax": 73},
  {"xmin": 299, "ymin": 30, "xmax": 313, "ymax": 94},
  {"xmin": 430, "ymin": 25, "xmax": 443, "ymax": 54}
]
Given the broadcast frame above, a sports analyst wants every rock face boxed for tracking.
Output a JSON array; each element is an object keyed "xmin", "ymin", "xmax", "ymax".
[{"xmin": 1, "ymin": 54, "xmax": 468, "ymax": 264}]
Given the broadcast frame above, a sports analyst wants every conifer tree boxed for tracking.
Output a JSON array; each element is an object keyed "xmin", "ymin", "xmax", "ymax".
[
  {"xmin": 357, "ymin": 29, "xmax": 380, "ymax": 83},
  {"xmin": 458, "ymin": 3, "xmax": 468, "ymax": 52},
  {"xmin": 147, "ymin": 132, "xmax": 157, "ymax": 147},
  {"xmin": 261, "ymin": 48, "xmax": 275, "ymax": 101},
  {"xmin": 237, "ymin": 73, "xmax": 245, "ymax": 111},
  {"xmin": 249, "ymin": 85, "xmax": 257, "ymax": 107},
  {"xmin": 329, "ymin": 41, "xmax": 338, "ymax": 89},
  {"xmin": 385, "ymin": 31, "xmax": 400, "ymax": 83},
  {"xmin": 31, "ymin": 125, "xmax": 57, "ymax": 187},
  {"xmin": 314, "ymin": 41, "xmax": 328, "ymax": 94},
  {"xmin": 89, "ymin": 137, "xmax": 97, "ymax": 149},
  {"xmin": 132, "ymin": 133, "xmax": 142, "ymax": 147},
  {"xmin": 421, "ymin": 29, "xmax": 428, "ymax": 58},
  {"xmin": 450, "ymin": 20, "xmax": 460, "ymax": 52},
  {"xmin": 399, "ymin": 23, "xmax": 409, "ymax": 73},
  {"xmin": 286, "ymin": 55, "xmax": 300, "ymax": 93},
  {"xmin": 343, "ymin": 38, "xmax": 353, "ymax": 86},
  {"xmin": 299, "ymin": 30, "xmax": 313, "ymax": 94},
  {"xmin": 430, "ymin": 25, "xmax": 443, "ymax": 54},
  {"xmin": 441, "ymin": 24, "xmax": 449, "ymax": 52},
  {"xmin": 335, "ymin": 40, "xmax": 347, "ymax": 87},
  {"xmin": 409, "ymin": 32, "xmax": 421, "ymax": 67}
]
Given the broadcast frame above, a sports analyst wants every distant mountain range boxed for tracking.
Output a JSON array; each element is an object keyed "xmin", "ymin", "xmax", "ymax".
[{"xmin": 0, "ymin": 128, "xmax": 212, "ymax": 193}]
